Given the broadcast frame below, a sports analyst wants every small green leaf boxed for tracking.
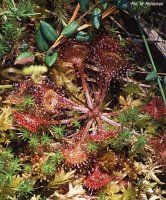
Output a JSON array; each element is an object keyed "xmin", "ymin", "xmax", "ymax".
[
  {"xmin": 61, "ymin": 20, "xmax": 79, "ymax": 37},
  {"xmin": 164, "ymin": 76, "xmax": 166, "ymax": 85},
  {"xmin": 112, "ymin": 0, "xmax": 131, "ymax": 11},
  {"xmin": 40, "ymin": 20, "xmax": 58, "ymax": 43},
  {"xmin": 76, "ymin": 31, "xmax": 91, "ymax": 42},
  {"xmin": 100, "ymin": 0, "xmax": 108, "ymax": 9},
  {"xmin": 92, "ymin": 8, "xmax": 102, "ymax": 29},
  {"xmin": 79, "ymin": 0, "xmax": 89, "ymax": 12},
  {"xmin": 146, "ymin": 71, "xmax": 158, "ymax": 81},
  {"xmin": 35, "ymin": 27, "xmax": 49, "ymax": 52},
  {"xmin": 45, "ymin": 51, "xmax": 58, "ymax": 67},
  {"xmin": 16, "ymin": 52, "xmax": 34, "ymax": 60}
]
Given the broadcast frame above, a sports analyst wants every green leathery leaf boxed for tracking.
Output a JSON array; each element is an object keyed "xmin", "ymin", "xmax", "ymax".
[
  {"xmin": 45, "ymin": 51, "xmax": 58, "ymax": 67},
  {"xmin": 79, "ymin": 0, "xmax": 89, "ymax": 12},
  {"xmin": 76, "ymin": 31, "xmax": 91, "ymax": 42},
  {"xmin": 92, "ymin": 8, "xmax": 102, "ymax": 29},
  {"xmin": 146, "ymin": 71, "xmax": 158, "ymax": 81},
  {"xmin": 61, "ymin": 20, "xmax": 79, "ymax": 37},
  {"xmin": 40, "ymin": 20, "xmax": 58, "ymax": 43},
  {"xmin": 164, "ymin": 76, "xmax": 166, "ymax": 85},
  {"xmin": 16, "ymin": 52, "xmax": 34, "ymax": 60},
  {"xmin": 35, "ymin": 27, "xmax": 49, "ymax": 52},
  {"xmin": 100, "ymin": 0, "xmax": 108, "ymax": 9},
  {"xmin": 112, "ymin": 0, "xmax": 131, "ymax": 11}
]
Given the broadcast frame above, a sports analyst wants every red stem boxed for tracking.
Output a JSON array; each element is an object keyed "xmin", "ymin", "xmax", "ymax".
[
  {"xmin": 95, "ymin": 116, "xmax": 103, "ymax": 131},
  {"xmin": 79, "ymin": 68, "xmax": 93, "ymax": 109},
  {"xmin": 61, "ymin": 95, "xmax": 89, "ymax": 113},
  {"xmin": 80, "ymin": 119, "xmax": 93, "ymax": 142},
  {"xmin": 46, "ymin": 114, "xmax": 88, "ymax": 125},
  {"xmin": 101, "ymin": 114, "xmax": 121, "ymax": 127}
]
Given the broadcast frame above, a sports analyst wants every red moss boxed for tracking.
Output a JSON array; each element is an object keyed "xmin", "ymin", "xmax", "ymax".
[
  {"xmin": 141, "ymin": 96, "xmax": 166, "ymax": 119},
  {"xmin": 149, "ymin": 134, "xmax": 166, "ymax": 167},
  {"xmin": 84, "ymin": 166, "xmax": 111, "ymax": 190}
]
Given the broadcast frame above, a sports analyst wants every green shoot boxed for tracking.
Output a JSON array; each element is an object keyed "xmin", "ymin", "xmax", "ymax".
[
  {"xmin": 41, "ymin": 134, "xmax": 52, "ymax": 146},
  {"xmin": 19, "ymin": 129, "xmax": 31, "ymax": 141},
  {"xmin": 71, "ymin": 119, "xmax": 81, "ymax": 128},
  {"xmin": 131, "ymin": 135, "xmax": 147, "ymax": 154},
  {"xmin": 42, "ymin": 161, "xmax": 55, "ymax": 175},
  {"xmin": 86, "ymin": 142, "xmax": 99, "ymax": 153},
  {"xmin": 108, "ymin": 129, "xmax": 133, "ymax": 151},
  {"xmin": 28, "ymin": 135, "xmax": 39, "ymax": 148},
  {"xmin": 18, "ymin": 180, "xmax": 34, "ymax": 197},
  {"xmin": 50, "ymin": 151, "xmax": 63, "ymax": 167},
  {"xmin": 49, "ymin": 124, "xmax": 66, "ymax": 139},
  {"xmin": 17, "ymin": 95, "xmax": 35, "ymax": 111}
]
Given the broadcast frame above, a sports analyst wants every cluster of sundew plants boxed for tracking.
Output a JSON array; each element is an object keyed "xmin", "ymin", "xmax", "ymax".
[{"xmin": 0, "ymin": 0, "xmax": 166, "ymax": 199}]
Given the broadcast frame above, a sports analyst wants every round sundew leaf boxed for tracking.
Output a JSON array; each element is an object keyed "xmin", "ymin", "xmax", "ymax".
[
  {"xmin": 146, "ymin": 71, "xmax": 158, "ymax": 81},
  {"xmin": 45, "ymin": 51, "xmax": 58, "ymax": 67},
  {"xmin": 92, "ymin": 8, "xmax": 102, "ymax": 29},
  {"xmin": 61, "ymin": 20, "xmax": 79, "ymax": 37}
]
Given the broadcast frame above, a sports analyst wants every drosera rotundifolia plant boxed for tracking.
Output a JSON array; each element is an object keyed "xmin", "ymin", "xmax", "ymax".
[{"xmin": 0, "ymin": 0, "xmax": 166, "ymax": 199}]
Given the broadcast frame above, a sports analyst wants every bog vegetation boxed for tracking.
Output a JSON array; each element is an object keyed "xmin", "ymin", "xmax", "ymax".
[{"xmin": 0, "ymin": 0, "xmax": 165, "ymax": 199}]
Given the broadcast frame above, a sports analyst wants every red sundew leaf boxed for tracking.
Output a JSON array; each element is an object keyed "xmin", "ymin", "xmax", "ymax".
[
  {"xmin": 61, "ymin": 144, "xmax": 88, "ymax": 166},
  {"xmin": 84, "ymin": 166, "xmax": 111, "ymax": 190},
  {"xmin": 90, "ymin": 35, "xmax": 120, "ymax": 53},
  {"xmin": 89, "ymin": 131, "xmax": 117, "ymax": 142},
  {"xmin": 89, "ymin": 35, "xmax": 129, "ymax": 87},
  {"xmin": 59, "ymin": 41, "xmax": 88, "ymax": 67},
  {"xmin": 14, "ymin": 112, "xmax": 46, "ymax": 133},
  {"xmin": 141, "ymin": 96, "xmax": 166, "ymax": 120}
]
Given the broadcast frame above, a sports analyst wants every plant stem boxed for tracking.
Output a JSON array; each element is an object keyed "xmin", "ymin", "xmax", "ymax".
[
  {"xmin": 79, "ymin": 68, "xmax": 93, "ymax": 109},
  {"xmin": 136, "ymin": 15, "xmax": 166, "ymax": 106},
  {"xmin": 80, "ymin": 119, "xmax": 93, "ymax": 142},
  {"xmin": 101, "ymin": 114, "xmax": 121, "ymax": 127}
]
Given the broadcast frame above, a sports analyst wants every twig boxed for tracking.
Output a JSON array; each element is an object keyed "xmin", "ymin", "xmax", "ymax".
[{"xmin": 68, "ymin": 3, "xmax": 80, "ymax": 24}]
